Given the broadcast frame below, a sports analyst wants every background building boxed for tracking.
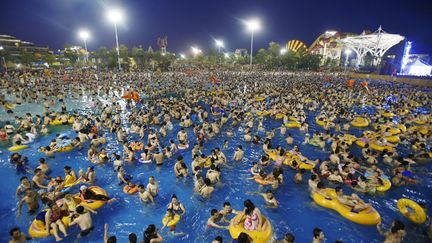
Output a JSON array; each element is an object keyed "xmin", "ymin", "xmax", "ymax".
[{"xmin": 0, "ymin": 34, "xmax": 50, "ymax": 57}]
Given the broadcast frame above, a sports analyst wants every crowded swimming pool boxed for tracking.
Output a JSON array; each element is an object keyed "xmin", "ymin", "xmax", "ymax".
[{"xmin": 0, "ymin": 71, "xmax": 431, "ymax": 243}]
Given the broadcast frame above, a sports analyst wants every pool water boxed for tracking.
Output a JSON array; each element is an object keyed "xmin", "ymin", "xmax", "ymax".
[{"xmin": 0, "ymin": 99, "xmax": 431, "ymax": 243}]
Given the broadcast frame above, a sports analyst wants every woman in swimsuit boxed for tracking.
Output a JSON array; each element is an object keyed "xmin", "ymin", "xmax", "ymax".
[
  {"xmin": 235, "ymin": 199, "xmax": 263, "ymax": 231},
  {"xmin": 167, "ymin": 194, "xmax": 186, "ymax": 216}
]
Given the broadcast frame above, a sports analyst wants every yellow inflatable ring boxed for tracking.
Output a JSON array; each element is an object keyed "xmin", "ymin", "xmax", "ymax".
[
  {"xmin": 73, "ymin": 186, "xmax": 108, "ymax": 210},
  {"xmin": 57, "ymin": 145, "xmax": 73, "ymax": 153},
  {"xmin": 266, "ymin": 151, "xmax": 277, "ymax": 161},
  {"xmin": 130, "ymin": 142, "xmax": 144, "ymax": 151},
  {"xmin": 8, "ymin": 145, "xmax": 28, "ymax": 152},
  {"xmin": 49, "ymin": 119, "xmax": 64, "ymax": 125},
  {"xmin": 342, "ymin": 134, "xmax": 357, "ymax": 145},
  {"xmin": 376, "ymin": 178, "xmax": 391, "ymax": 192},
  {"xmin": 123, "ymin": 185, "xmax": 139, "ymax": 194},
  {"xmin": 256, "ymin": 110, "xmax": 270, "ymax": 117},
  {"xmin": 28, "ymin": 211, "xmax": 71, "ymax": 238},
  {"xmin": 351, "ymin": 117, "xmax": 369, "ymax": 128},
  {"xmin": 397, "ymin": 198, "xmax": 426, "ymax": 224},
  {"xmin": 385, "ymin": 136, "xmax": 400, "ymax": 143},
  {"xmin": 284, "ymin": 121, "xmax": 300, "ymax": 128},
  {"xmin": 229, "ymin": 214, "xmax": 272, "ymax": 243},
  {"xmin": 382, "ymin": 112, "xmax": 394, "ymax": 118},
  {"xmin": 275, "ymin": 113, "xmax": 285, "ymax": 120},
  {"xmin": 64, "ymin": 175, "xmax": 80, "ymax": 188},
  {"xmin": 162, "ymin": 214, "xmax": 181, "ymax": 227},
  {"xmin": 315, "ymin": 117, "xmax": 326, "ymax": 126},
  {"xmin": 254, "ymin": 178, "xmax": 272, "ymax": 185},
  {"xmin": 312, "ymin": 188, "xmax": 381, "ymax": 225},
  {"xmin": 355, "ymin": 139, "xmax": 366, "ymax": 148},
  {"xmin": 370, "ymin": 142, "xmax": 393, "ymax": 152},
  {"xmin": 4, "ymin": 103, "xmax": 16, "ymax": 110},
  {"xmin": 283, "ymin": 155, "xmax": 314, "ymax": 170},
  {"xmin": 255, "ymin": 97, "xmax": 265, "ymax": 102},
  {"xmin": 199, "ymin": 157, "xmax": 212, "ymax": 168},
  {"xmin": 413, "ymin": 120, "xmax": 426, "ymax": 125}
]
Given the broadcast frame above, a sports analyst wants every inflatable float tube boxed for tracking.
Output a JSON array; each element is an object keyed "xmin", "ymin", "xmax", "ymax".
[
  {"xmin": 376, "ymin": 178, "xmax": 391, "ymax": 192},
  {"xmin": 72, "ymin": 186, "xmax": 108, "ymax": 211},
  {"xmin": 397, "ymin": 198, "xmax": 426, "ymax": 224},
  {"xmin": 351, "ymin": 118, "xmax": 369, "ymax": 128},
  {"xmin": 139, "ymin": 159, "xmax": 152, "ymax": 164},
  {"xmin": 56, "ymin": 145, "xmax": 73, "ymax": 153},
  {"xmin": 312, "ymin": 188, "xmax": 381, "ymax": 225},
  {"xmin": 123, "ymin": 185, "xmax": 139, "ymax": 194},
  {"xmin": 178, "ymin": 144, "xmax": 189, "ymax": 150},
  {"xmin": 285, "ymin": 121, "xmax": 300, "ymax": 128},
  {"xmin": 370, "ymin": 142, "xmax": 394, "ymax": 152},
  {"xmin": 229, "ymin": 214, "xmax": 272, "ymax": 243},
  {"xmin": 8, "ymin": 144, "xmax": 28, "ymax": 152},
  {"xmin": 162, "ymin": 214, "xmax": 181, "ymax": 227},
  {"xmin": 28, "ymin": 211, "xmax": 71, "ymax": 238}
]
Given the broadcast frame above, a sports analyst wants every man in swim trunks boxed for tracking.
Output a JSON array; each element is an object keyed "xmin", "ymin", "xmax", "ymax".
[
  {"xmin": 275, "ymin": 233, "xmax": 295, "ymax": 243},
  {"xmin": 16, "ymin": 188, "xmax": 39, "ymax": 217},
  {"xmin": 32, "ymin": 168, "xmax": 48, "ymax": 189},
  {"xmin": 377, "ymin": 220, "xmax": 406, "ymax": 243},
  {"xmin": 199, "ymin": 178, "xmax": 215, "ymax": 198},
  {"xmin": 312, "ymin": 227, "xmax": 325, "ymax": 243},
  {"xmin": 207, "ymin": 209, "xmax": 229, "ymax": 229},
  {"xmin": 146, "ymin": 176, "xmax": 159, "ymax": 197},
  {"xmin": 69, "ymin": 205, "xmax": 96, "ymax": 238},
  {"xmin": 9, "ymin": 227, "xmax": 31, "ymax": 243},
  {"xmin": 335, "ymin": 187, "xmax": 371, "ymax": 212},
  {"xmin": 177, "ymin": 128, "xmax": 187, "ymax": 144},
  {"xmin": 233, "ymin": 145, "xmax": 244, "ymax": 161},
  {"xmin": 138, "ymin": 184, "xmax": 154, "ymax": 204}
]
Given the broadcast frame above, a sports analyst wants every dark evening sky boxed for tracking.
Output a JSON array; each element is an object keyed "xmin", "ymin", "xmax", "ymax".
[{"xmin": 1, "ymin": 0, "xmax": 431, "ymax": 55}]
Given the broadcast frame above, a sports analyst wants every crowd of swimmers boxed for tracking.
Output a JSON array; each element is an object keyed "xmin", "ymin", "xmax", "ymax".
[{"xmin": 1, "ymin": 69, "xmax": 431, "ymax": 243}]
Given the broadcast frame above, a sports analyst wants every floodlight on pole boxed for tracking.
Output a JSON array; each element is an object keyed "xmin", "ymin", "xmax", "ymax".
[
  {"xmin": 107, "ymin": 8, "xmax": 123, "ymax": 71},
  {"xmin": 180, "ymin": 54, "xmax": 186, "ymax": 59},
  {"xmin": 215, "ymin": 39, "xmax": 224, "ymax": 64},
  {"xmin": 0, "ymin": 46, "xmax": 6, "ymax": 72},
  {"xmin": 78, "ymin": 30, "xmax": 90, "ymax": 63},
  {"xmin": 245, "ymin": 18, "xmax": 261, "ymax": 67},
  {"xmin": 344, "ymin": 49, "xmax": 352, "ymax": 72},
  {"xmin": 191, "ymin": 46, "xmax": 202, "ymax": 56},
  {"xmin": 224, "ymin": 53, "xmax": 229, "ymax": 58},
  {"xmin": 280, "ymin": 48, "xmax": 287, "ymax": 55}
]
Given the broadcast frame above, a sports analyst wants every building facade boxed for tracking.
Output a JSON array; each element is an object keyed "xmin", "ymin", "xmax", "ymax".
[{"xmin": 0, "ymin": 34, "xmax": 50, "ymax": 57}]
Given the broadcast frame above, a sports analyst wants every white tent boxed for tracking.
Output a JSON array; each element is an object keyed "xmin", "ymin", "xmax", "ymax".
[{"xmin": 407, "ymin": 59, "xmax": 432, "ymax": 76}]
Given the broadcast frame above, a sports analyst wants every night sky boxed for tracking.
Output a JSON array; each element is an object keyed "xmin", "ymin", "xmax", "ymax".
[{"xmin": 1, "ymin": 0, "xmax": 431, "ymax": 56}]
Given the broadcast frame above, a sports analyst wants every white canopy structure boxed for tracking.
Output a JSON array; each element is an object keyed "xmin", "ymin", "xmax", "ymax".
[
  {"xmin": 339, "ymin": 26, "xmax": 404, "ymax": 67},
  {"xmin": 406, "ymin": 59, "xmax": 432, "ymax": 76}
]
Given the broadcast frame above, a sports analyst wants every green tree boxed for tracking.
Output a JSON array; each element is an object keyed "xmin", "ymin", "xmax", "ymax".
[
  {"xmin": 267, "ymin": 42, "xmax": 281, "ymax": 58},
  {"xmin": 131, "ymin": 46, "xmax": 145, "ymax": 67},
  {"xmin": 63, "ymin": 43, "xmax": 78, "ymax": 64},
  {"xmin": 255, "ymin": 48, "xmax": 269, "ymax": 64},
  {"xmin": 20, "ymin": 49, "xmax": 35, "ymax": 65},
  {"xmin": 207, "ymin": 49, "xmax": 218, "ymax": 64}
]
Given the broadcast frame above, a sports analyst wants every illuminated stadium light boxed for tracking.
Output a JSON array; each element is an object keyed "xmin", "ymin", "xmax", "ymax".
[{"xmin": 400, "ymin": 41, "xmax": 412, "ymax": 73}]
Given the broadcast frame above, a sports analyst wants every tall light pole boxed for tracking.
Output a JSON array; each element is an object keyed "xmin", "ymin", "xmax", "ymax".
[
  {"xmin": 0, "ymin": 46, "xmax": 5, "ymax": 72},
  {"xmin": 215, "ymin": 39, "xmax": 224, "ymax": 64},
  {"xmin": 245, "ymin": 19, "xmax": 261, "ymax": 67},
  {"xmin": 344, "ymin": 49, "xmax": 352, "ymax": 72},
  {"xmin": 107, "ymin": 8, "xmax": 123, "ymax": 71},
  {"xmin": 78, "ymin": 30, "xmax": 90, "ymax": 63}
]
